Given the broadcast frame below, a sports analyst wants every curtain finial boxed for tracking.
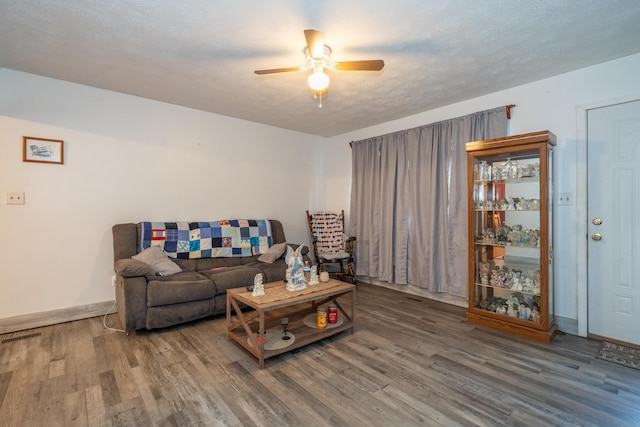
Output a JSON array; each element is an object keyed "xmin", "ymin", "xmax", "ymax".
[{"xmin": 506, "ymin": 104, "xmax": 516, "ymax": 120}]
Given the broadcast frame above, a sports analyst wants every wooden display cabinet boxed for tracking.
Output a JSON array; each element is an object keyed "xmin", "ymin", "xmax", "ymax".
[{"xmin": 466, "ymin": 131, "xmax": 557, "ymax": 343}]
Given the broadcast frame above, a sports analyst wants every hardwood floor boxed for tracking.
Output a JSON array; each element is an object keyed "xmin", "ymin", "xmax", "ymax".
[{"xmin": 1, "ymin": 283, "xmax": 639, "ymax": 426}]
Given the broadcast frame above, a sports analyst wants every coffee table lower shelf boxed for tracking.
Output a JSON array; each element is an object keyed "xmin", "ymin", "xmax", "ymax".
[{"xmin": 228, "ymin": 308, "xmax": 353, "ymax": 361}]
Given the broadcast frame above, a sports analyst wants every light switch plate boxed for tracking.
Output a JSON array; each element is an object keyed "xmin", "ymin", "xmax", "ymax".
[{"xmin": 6, "ymin": 192, "xmax": 25, "ymax": 205}]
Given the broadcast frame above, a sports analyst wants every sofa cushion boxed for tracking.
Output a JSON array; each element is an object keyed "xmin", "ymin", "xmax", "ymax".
[
  {"xmin": 173, "ymin": 258, "xmax": 197, "ymax": 272},
  {"xmin": 200, "ymin": 265, "xmax": 263, "ymax": 294},
  {"xmin": 133, "ymin": 246, "xmax": 182, "ymax": 276},
  {"xmin": 196, "ymin": 256, "xmax": 257, "ymax": 271},
  {"xmin": 257, "ymin": 242, "xmax": 287, "ymax": 263},
  {"xmin": 147, "ymin": 272, "xmax": 216, "ymax": 307},
  {"xmin": 146, "ymin": 299, "xmax": 215, "ymax": 330}
]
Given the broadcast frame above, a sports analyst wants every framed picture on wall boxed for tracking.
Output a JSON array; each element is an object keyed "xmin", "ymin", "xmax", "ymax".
[{"xmin": 23, "ymin": 136, "xmax": 64, "ymax": 164}]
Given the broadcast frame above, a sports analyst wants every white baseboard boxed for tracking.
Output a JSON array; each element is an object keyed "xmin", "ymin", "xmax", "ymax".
[
  {"xmin": 0, "ymin": 300, "xmax": 116, "ymax": 334},
  {"xmin": 360, "ymin": 277, "xmax": 579, "ymax": 336},
  {"xmin": 360, "ymin": 277, "xmax": 468, "ymax": 307},
  {"xmin": 555, "ymin": 315, "xmax": 578, "ymax": 336},
  {"xmin": 0, "ymin": 288, "xmax": 578, "ymax": 337}
]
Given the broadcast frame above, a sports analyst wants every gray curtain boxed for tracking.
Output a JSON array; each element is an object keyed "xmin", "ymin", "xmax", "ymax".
[{"xmin": 350, "ymin": 107, "xmax": 507, "ymax": 297}]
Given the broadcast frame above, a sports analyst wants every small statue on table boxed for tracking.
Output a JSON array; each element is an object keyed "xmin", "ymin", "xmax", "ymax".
[
  {"xmin": 252, "ymin": 273, "xmax": 265, "ymax": 297},
  {"xmin": 285, "ymin": 245, "xmax": 307, "ymax": 291},
  {"xmin": 309, "ymin": 265, "xmax": 319, "ymax": 285}
]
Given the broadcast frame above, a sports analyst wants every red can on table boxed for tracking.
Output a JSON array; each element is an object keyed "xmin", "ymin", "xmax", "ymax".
[{"xmin": 327, "ymin": 304, "xmax": 338, "ymax": 324}]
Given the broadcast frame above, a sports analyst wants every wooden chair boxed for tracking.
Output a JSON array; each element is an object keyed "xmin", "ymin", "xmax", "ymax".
[{"xmin": 306, "ymin": 210, "xmax": 356, "ymax": 284}]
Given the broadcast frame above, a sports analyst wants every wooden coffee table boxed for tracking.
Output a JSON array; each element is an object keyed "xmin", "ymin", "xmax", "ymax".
[{"xmin": 226, "ymin": 279, "xmax": 355, "ymax": 369}]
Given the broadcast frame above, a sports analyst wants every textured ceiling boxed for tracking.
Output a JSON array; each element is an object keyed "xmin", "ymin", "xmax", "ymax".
[{"xmin": 1, "ymin": 1, "xmax": 640, "ymax": 137}]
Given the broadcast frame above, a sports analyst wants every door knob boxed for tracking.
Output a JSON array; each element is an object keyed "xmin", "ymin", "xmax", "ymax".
[
  {"xmin": 591, "ymin": 233, "xmax": 602, "ymax": 241},
  {"xmin": 592, "ymin": 218, "xmax": 602, "ymax": 226}
]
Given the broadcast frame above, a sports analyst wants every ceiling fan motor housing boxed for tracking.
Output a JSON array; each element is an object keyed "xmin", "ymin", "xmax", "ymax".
[{"xmin": 304, "ymin": 45, "xmax": 332, "ymax": 72}]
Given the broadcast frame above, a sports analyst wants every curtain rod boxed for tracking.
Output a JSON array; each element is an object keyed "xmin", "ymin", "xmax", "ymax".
[{"xmin": 349, "ymin": 104, "xmax": 516, "ymax": 148}]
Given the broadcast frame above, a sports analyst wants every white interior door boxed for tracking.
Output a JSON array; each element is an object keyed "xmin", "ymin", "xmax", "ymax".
[{"xmin": 587, "ymin": 100, "xmax": 640, "ymax": 346}]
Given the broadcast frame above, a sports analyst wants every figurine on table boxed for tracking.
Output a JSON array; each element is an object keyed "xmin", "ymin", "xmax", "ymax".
[
  {"xmin": 309, "ymin": 265, "xmax": 319, "ymax": 285},
  {"xmin": 252, "ymin": 273, "xmax": 265, "ymax": 297},
  {"xmin": 285, "ymin": 245, "xmax": 307, "ymax": 291}
]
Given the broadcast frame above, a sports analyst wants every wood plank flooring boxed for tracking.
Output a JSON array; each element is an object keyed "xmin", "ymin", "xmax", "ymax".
[{"xmin": 1, "ymin": 283, "xmax": 639, "ymax": 426}]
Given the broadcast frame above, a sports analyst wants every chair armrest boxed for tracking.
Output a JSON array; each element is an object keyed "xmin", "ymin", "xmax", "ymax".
[{"xmin": 345, "ymin": 236, "xmax": 356, "ymax": 254}]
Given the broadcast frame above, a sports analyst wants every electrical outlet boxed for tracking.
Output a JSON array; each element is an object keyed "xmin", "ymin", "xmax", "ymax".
[
  {"xmin": 6, "ymin": 192, "xmax": 25, "ymax": 205},
  {"xmin": 555, "ymin": 192, "xmax": 573, "ymax": 206},
  {"xmin": 111, "ymin": 275, "xmax": 117, "ymax": 287}
]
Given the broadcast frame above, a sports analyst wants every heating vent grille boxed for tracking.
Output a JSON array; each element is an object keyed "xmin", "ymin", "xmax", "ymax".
[{"xmin": 1, "ymin": 332, "xmax": 42, "ymax": 344}]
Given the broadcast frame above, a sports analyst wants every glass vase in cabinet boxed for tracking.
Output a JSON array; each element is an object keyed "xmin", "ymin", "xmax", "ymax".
[{"xmin": 466, "ymin": 130, "xmax": 557, "ymax": 343}]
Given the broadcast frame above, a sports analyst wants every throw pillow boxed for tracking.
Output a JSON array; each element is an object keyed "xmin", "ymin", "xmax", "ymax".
[
  {"xmin": 257, "ymin": 242, "xmax": 287, "ymax": 263},
  {"xmin": 132, "ymin": 246, "xmax": 182, "ymax": 276},
  {"xmin": 114, "ymin": 259, "xmax": 155, "ymax": 277}
]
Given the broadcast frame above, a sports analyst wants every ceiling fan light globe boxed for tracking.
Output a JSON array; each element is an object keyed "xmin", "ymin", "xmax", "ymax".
[{"xmin": 308, "ymin": 71, "xmax": 330, "ymax": 91}]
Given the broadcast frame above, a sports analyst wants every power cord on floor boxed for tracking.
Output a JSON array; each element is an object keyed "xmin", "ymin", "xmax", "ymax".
[{"xmin": 103, "ymin": 300, "xmax": 128, "ymax": 334}]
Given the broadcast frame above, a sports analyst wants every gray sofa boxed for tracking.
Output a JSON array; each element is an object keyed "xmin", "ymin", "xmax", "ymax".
[{"xmin": 112, "ymin": 220, "xmax": 305, "ymax": 332}]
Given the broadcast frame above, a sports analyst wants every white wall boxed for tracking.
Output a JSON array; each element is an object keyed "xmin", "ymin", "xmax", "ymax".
[
  {"xmin": 325, "ymin": 53, "xmax": 640, "ymax": 332},
  {"xmin": 4, "ymin": 52, "xmax": 640, "ymax": 330},
  {"xmin": 0, "ymin": 69, "xmax": 321, "ymax": 319}
]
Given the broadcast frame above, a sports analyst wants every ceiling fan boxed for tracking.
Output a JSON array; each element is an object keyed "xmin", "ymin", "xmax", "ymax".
[{"xmin": 254, "ymin": 29, "xmax": 384, "ymax": 104}]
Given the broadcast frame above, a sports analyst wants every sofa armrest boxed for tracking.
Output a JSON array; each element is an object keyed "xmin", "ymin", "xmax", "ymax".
[
  {"xmin": 114, "ymin": 258, "xmax": 152, "ymax": 332},
  {"xmin": 115, "ymin": 258, "xmax": 154, "ymax": 278},
  {"xmin": 115, "ymin": 275, "xmax": 149, "ymax": 332}
]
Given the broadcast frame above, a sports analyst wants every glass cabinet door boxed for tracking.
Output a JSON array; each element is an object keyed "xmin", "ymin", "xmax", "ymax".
[{"xmin": 472, "ymin": 151, "xmax": 542, "ymax": 322}]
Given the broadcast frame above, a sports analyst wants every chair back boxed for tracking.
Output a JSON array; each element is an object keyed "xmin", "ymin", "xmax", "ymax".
[
  {"xmin": 307, "ymin": 210, "xmax": 345, "ymax": 258},
  {"xmin": 306, "ymin": 210, "xmax": 356, "ymax": 284}
]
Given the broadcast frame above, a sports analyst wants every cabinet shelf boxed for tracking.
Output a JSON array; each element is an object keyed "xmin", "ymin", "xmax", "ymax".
[
  {"xmin": 474, "ymin": 209, "xmax": 540, "ymax": 213},
  {"xmin": 474, "ymin": 177, "xmax": 539, "ymax": 184},
  {"xmin": 474, "ymin": 242, "xmax": 539, "ymax": 251},
  {"xmin": 466, "ymin": 130, "xmax": 557, "ymax": 343},
  {"xmin": 474, "ymin": 282, "xmax": 541, "ymax": 297}
]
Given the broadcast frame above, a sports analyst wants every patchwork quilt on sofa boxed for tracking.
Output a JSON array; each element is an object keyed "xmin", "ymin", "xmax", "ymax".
[{"xmin": 140, "ymin": 219, "xmax": 272, "ymax": 259}]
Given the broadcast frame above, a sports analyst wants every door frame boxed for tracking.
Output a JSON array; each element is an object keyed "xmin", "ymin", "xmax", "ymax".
[{"xmin": 576, "ymin": 94, "xmax": 640, "ymax": 337}]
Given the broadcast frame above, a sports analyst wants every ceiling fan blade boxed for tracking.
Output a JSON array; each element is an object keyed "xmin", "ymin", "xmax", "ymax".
[
  {"xmin": 304, "ymin": 29, "xmax": 325, "ymax": 58},
  {"xmin": 333, "ymin": 60, "xmax": 385, "ymax": 71},
  {"xmin": 254, "ymin": 66, "xmax": 303, "ymax": 75}
]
